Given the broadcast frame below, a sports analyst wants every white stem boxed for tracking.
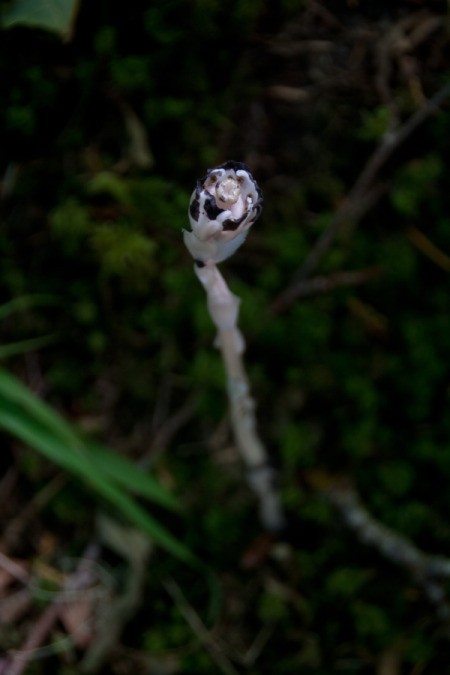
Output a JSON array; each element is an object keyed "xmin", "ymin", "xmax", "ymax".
[{"xmin": 195, "ymin": 263, "xmax": 285, "ymax": 532}]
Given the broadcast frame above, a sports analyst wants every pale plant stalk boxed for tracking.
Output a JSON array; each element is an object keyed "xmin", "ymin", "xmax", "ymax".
[
  {"xmin": 194, "ymin": 261, "xmax": 285, "ymax": 532},
  {"xmin": 185, "ymin": 162, "xmax": 285, "ymax": 531}
]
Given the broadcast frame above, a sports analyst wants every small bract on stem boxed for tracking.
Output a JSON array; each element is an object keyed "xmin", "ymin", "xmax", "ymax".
[{"xmin": 184, "ymin": 161, "xmax": 285, "ymax": 533}]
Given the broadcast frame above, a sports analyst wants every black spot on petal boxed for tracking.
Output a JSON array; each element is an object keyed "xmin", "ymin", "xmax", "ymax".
[
  {"xmin": 222, "ymin": 213, "xmax": 247, "ymax": 231},
  {"xmin": 204, "ymin": 194, "xmax": 224, "ymax": 220},
  {"xmin": 189, "ymin": 196, "xmax": 200, "ymax": 222}
]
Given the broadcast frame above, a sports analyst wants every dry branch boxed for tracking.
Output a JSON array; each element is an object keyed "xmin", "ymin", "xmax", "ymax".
[
  {"xmin": 324, "ymin": 479, "xmax": 450, "ymax": 620},
  {"xmin": 285, "ymin": 79, "xmax": 450, "ymax": 292}
]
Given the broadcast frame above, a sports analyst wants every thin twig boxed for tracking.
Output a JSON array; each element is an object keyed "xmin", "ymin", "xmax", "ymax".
[
  {"xmin": 294, "ymin": 79, "xmax": 450, "ymax": 282},
  {"xmin": 324, "ymin": 479, "xmax": 450, "ymax": 620},
  {"xmin": 407, "ymin": 227, "xmax": 450, "ymax": 272},
  {"xmin": 80, "ymin": 519, "xmax": 152, "ymax": 673},
  {"xmin": 164, "ymin": 578, "xmax": 240, "ymax": 675},
  {"xmin": 140, "ymin": 395, "xmax": 197, "ymax": 469},
  {"xmin": 4, "ymin": 543, "xmax": 100, "ymax": 675},
  {"xmin": 1, "ymin": 473, "xmax": 67, "ymax": 550},
  {"xmin": 240, "ymin": 623, "xmax": 274, "ymax": 667},
  {"xmin": 270, "ymin": 266, "xmax": 382, "ymax": 314},
  {"xmin": 0, "ymin": 552, "xmax": 29, "ymax": 585}
]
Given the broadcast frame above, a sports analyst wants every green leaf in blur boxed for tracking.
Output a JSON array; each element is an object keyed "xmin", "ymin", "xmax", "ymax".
[
  {"xmin": 0, "ymin": 368, "xmax": 194, "ymax": 563},
  {"xmin": 88, "ymin": 172, "xmax": 132, "ymax": 207},
  {"xmin": 357, "ymin": 106, "xmax": 391, "ymax": 141},
  {"xmin": 0, "ymin": 294, "xmax": 58, "ymax": 321},
  {"xmin": 391, "ymin": 155, "xmax": 443, "ymax": 217},
  {"xmin": 1, "ymin": 0, "xmax": 80, "ymax": 39},
  {"xmin": 0, "ymin": 335, "xmax": 56, "ymax": 359}
]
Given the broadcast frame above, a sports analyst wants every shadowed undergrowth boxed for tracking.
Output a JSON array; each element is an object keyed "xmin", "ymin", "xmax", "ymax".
[{"xmin": 1, "ymin": 1, "xmax": 450, "ymax": 673}]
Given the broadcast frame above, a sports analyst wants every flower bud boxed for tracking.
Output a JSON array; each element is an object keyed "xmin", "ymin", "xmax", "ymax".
[{"xmin": 184, "ymin": 161, "xmax": 263, "ymax": 264}]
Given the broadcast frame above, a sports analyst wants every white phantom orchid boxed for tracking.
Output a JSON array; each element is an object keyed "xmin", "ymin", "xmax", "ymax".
[
  {"xmin": 184, "ymin": 161, "xmax": 263, "ymax": 265},
  {"xmin": 184, "ymin": 163, "xmax": 285, "ymax": 533}
]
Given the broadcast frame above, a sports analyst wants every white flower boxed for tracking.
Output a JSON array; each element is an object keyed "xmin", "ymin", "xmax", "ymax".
[{"xmin": 184, "ymin": 161, "xmax": 263, "ymax": 264}]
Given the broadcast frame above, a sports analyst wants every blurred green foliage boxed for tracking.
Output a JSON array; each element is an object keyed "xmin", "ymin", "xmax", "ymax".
[
  {"xmin": 1, "ymin": 0, "xmax": 450, "ymax": 672},
  {"xmin": 1, "ymin": 0, "xmax": 80, "ymax": 38}
]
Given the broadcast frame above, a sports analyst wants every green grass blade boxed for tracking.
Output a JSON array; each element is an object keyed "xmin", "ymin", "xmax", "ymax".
[
  {"xmin": 0, "ymin": 294, "xmax": 58, "ymax": 321},
  {"xmin": 0, "ymin": 400, "xmax": 91, "ymax": 476},
  {"xmin": 0, "ymin": 335, "xmax": 56, "ymax": 359},
  {"xmin": 0, "ymin": 0, "xmax": 80, "ymax": 40},
  {"xmin": 0, "ymin": 399, "xmax": 195, "ymax": 563},
  {"xmin": 0, "ymin": 367, "xmax": 83, "ymax": 449},
  {"xmin": 87, "ymin": 441, "xmax": 180, "ymax": 512},
  {"xmin": 0, "ymin": 367, "xmax": 179, "ymax": 511}
]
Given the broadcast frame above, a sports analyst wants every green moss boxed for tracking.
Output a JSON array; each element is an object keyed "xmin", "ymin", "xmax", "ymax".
[
  {"xmin": 258, "ymin": 589, "xmax": 290, "ymax": 622},
  {"xmin": 1, "ymin": 2, "xmax": 450, "ymax": 672},
  {"xmin": 325, "ymin": 568, "xmax": 370, "ymax": 599}
]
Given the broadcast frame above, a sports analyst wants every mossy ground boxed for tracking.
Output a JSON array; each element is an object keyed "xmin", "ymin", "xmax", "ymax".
[{"xmin": 1, "ymin": 1, "xmax": 450, "ymax": 673}]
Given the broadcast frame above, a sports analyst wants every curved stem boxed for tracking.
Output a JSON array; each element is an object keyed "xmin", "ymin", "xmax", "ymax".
[{"xmin": 194, "ymin": 263, "xmax": 285, "ymax": 532}]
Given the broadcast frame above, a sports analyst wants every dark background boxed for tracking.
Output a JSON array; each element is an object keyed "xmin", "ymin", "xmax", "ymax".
[{"xmin": 1, "ymin": 1, "xmax": 450, "ymax": 673}]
